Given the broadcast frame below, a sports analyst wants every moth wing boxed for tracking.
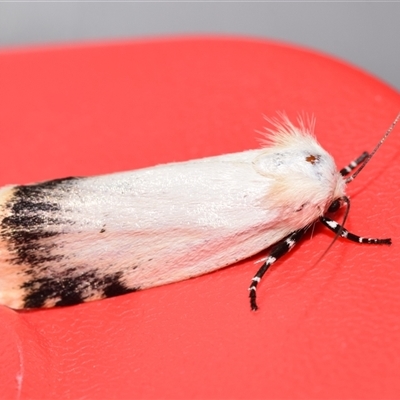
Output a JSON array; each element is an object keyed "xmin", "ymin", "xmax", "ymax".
[{"xmin": 0, "ymin": 150, "xmax": 290, "ymax": 308}]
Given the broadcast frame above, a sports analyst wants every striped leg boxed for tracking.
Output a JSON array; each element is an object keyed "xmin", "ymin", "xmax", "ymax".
[
  {"xmin": 340, "ymin": 151, "xmax": 369, "ymax": 177},
  {"xmin": 328, "ymin": 153, "xmax": 370, "ymax": 213},
  {"xmin": 320, "ymin": 216, "xmax": 391, "ymax": 245},
  {"xmin": 249, "ymin": 228, "xmax": 307, "ymax": 311}
]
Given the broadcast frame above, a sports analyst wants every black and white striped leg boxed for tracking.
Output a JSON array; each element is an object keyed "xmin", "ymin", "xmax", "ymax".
[
  {"xmin": 340, "ymin": 151, "xmax": 369, "ymax": 177},
  {"xmin": 320, "ymin": 216, "xmax": 391, "ymax": 245},
  {"xmin": 249, "ymin": 228, "xmax": 307, "ymax": 311}
]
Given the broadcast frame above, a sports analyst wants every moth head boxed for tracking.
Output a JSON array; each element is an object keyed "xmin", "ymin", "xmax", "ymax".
[{"xmin": 255, "ymin": 115, "xmax": 347, "ymax": 226}]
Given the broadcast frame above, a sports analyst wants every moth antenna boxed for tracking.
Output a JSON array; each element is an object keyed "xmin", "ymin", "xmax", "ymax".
[{"xmin": 346, "ymin": 112, "xmax": 400, "ymax": 184}]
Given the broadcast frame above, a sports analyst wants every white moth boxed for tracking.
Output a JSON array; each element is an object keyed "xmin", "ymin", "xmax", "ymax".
[{"xmin": 0, "ymin": 114, "xmax": 397, "ymax": 310}]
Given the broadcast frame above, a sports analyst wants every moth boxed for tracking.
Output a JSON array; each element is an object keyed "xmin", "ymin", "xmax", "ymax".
[{"xmin": 0, "ymin": 114, "xmax": 397, "ymax": 310}]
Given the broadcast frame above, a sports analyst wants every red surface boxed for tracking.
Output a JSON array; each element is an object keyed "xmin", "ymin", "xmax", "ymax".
[{"xmin": 0, "ymin": 37, "xmax": 400, "ymax": 399}]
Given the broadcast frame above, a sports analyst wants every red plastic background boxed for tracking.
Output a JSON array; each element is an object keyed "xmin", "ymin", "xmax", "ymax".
[{"xmin": 0, "ymin": 37, "xmax": 399, "ymax": 399}]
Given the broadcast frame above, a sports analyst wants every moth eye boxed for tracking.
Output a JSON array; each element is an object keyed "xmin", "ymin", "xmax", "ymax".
[{"xmin": 328, "ymin": 199, "xmax": 341, "ymax": 213}]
